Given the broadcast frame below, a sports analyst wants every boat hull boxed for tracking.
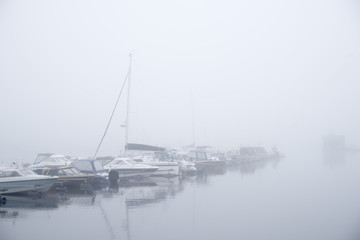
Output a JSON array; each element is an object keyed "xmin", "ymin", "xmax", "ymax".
[
  {"xmin": 110, "ymin": 168, "xmax": 158, "ymax": 179},
  {"xmin": 0, "ymin": 177, "xmax": 58, "ymax": 195},
  {"xmin": 143, "ymin": 162, "xmax": 180, "ymax": 177},
  {"xmin": 193, "ymin": 160, "xmax": 226, "ymax": 175}
]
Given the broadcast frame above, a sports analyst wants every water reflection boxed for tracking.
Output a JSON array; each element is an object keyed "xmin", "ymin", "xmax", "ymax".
[
  {"xmin": 0, "ymin": 158, "xmax": 305, "ymax": 240},
  {"xmin": 2, "ymin": 195, "xmax": 58, "ymax": 209},
  {"xmin": 3, "ymin": 152, "xmax": 360, "ymax": 240},
  {"xmin": 227, "ymin": 158, "xmax": 281, "ymax": 175},
  {"xmin": 323, "ymin": 151, "xmax": 346, "ymax": 165}
]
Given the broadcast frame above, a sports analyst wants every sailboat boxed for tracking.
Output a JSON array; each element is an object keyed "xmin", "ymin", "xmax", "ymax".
[
  {"xmin": 121, "ymin": 56, "xmax": 180, "ymax": 178},
  {"xmin": 94, "ymin": 54, "xmax": 163, "ymax": 180}
]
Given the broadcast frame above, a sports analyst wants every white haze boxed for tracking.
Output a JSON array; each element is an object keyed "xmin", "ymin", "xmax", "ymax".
[{"xmin": 0, "ymin": 0, "xmax": 360, "ymax": 163}]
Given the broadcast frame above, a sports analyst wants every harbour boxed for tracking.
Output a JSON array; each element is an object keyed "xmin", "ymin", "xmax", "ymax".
[
  {"xmin": 2, "ymin": 150, "xmax": 360, "ymax": 240},
  {"xmin": 1, "ymin": 1, "xmax": 360, "ymax": 240}
]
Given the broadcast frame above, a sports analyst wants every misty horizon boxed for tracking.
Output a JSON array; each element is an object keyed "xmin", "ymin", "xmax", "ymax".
[{"xmin": 1, "ymin": 0, "xmax": 360, "ymax": 163}]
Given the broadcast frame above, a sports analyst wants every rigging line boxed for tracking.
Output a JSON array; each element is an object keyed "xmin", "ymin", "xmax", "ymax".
[{"xmin": 92, "ymin": 71, "xmax": 129, "ymax": 160}]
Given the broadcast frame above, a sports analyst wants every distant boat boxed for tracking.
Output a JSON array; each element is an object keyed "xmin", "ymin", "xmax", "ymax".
[
  {"xmin": 187, "ymin": 150, "xmax": 226, "ymax": 174},
  {"xmin": 226, "ymin": 146, "xmax": 283, "ymax": 165},
  {"xmin": 0, "ymin": 168, "xmax": 58, "ymax": 195},
  {"xmin": 178, "ymin": 160, "xmax": 197, "ymax": 176}
]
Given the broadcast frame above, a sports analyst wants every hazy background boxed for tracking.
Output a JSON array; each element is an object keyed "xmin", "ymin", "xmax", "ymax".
[{"xmin": 1, "ymin": 0, "xmax": 360, "ymax": 163}]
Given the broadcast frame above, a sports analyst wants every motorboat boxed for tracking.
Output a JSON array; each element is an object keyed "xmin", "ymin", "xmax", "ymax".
[
  {"xmin": 165, "ymin": 148, "xmax": 197, "ymax": 176},
  {"xmin": 0, "ymin": 168, "xmax": 58, "ymax": 195},
  {"xmin": 71, "ymin": 159, "xmax": 108, "ymax": 189},
  {"xmin": 227, "ymin": 146, "xmax": 283, "ymax": 165},
  {"xmin": 133, "ymin": 155, "xmax": 180, "ymax": 178},
  {"xmin": 178, "ymin": 160, "xmax": 197, "ymax": 176},
  {"xmin": 28, "ymin": 153, "xmax": 72, "ymax": 174},
  {"xmin": 41, "ymin": 166, "xmax": 95, "ymax": 191},
  {"xmin": 103, "ymin": 157, "xmax": 159, "ymax": 179},
  {"xmin": 126, "ymin": 143, "xmax": 180, "ymax": 177},
  {"xmin": 187, "ymin": 150, "xmax": 226, "ymax": 174}
]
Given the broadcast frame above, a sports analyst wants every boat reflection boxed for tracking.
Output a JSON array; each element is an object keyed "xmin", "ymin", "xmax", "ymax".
[
  {"xmin": 323, "ymin": 151, "xmax": 346, "ymax": 165},
  {"xmin": 106, "ymin": 176, "xmax": 184, "ymax": 209},
  {"xmin": 227, "ymin": 157, "xmax": 281, "ymax": 175},
  {"xmin": 1, "ymin": 195, "xmax": 58, "ymax": 209},
  {"xmin": 0, "ymin": 158, "xmax": 284, "ymax": 240},
  {"xmin": 0, "ymin": 194, "xmax": 58, "ymax": 221}
]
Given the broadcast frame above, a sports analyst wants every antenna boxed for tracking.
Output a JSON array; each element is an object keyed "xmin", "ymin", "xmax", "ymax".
[{"xmin": 191, "ymin": 93, "xmax": 196, "ymax": 148}]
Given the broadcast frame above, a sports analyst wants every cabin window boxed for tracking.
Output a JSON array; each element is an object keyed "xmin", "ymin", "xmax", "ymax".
[
  {"xmin": 63, "ymin": 168, "xmax": 74, "ymax": 175},
  {"xmin": 18, "ymin": 169, "xmax": 35, "ymax": 176},
  {"xmin": 71, "ymin": 168, "xmax": 81, "ymax": 174},
  {"xmin": 94, "ymin": 161, "xmax": 103, "ymax": 171},
  {"xmin": 0, "ymin": 171, "xmax": 21, "ymax": 177},
  {"xmin": 73, "ymin": 161, "xmax": 93, "ymax": 172}
]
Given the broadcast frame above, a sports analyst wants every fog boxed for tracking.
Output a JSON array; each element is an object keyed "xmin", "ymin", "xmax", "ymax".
[{"xmin": 1, "ymin": 0, "xmax": 360, "ymax": 163}]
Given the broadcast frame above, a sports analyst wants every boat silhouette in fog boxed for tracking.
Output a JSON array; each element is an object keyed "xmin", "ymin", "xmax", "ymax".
[
  {"xmin": 186, "ymin": 149, "xmax": 226, "ymax": 175},
  {"xmin": 226, "ymin": 146, "xmax": 283, "ymax": 166}
]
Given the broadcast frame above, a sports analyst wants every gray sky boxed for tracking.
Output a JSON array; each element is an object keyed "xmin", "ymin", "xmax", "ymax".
[{"xmin": 1, "ymin": 0, "xmax": 360, "ymax": 163}]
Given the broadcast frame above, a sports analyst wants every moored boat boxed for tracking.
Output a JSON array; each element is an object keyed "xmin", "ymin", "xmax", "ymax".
[
  {"xmin": 227, "ymin": 146, "xmax": 284, "ymax": 165},
  {"xmin": 28, "ymin": 153, "xmax": 72, "ymax": 174},
  {"xmin": 40, "ymin": 166, "xmax": 95, "ymax": 191},
  {"xmin": 103, "ymin": 157, "xmax": 159, "ymax": 179},
  {"xmin": 187, "ymin": 150, "xmax": 226, "ymax": 175},
  {"xmin": 126, "ymin": 143, "xmax": 181, "ymax": 178},
  {"xmin": 0, "ymin": 168, "xmax": 58, "ymax": 195}
]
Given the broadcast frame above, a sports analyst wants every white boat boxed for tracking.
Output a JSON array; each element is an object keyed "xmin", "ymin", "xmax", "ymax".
[
  {"xmin": 0, "ymin": 168, "xmax": 58, "ymax": 195},
  {"xmin": 126, "ymin": 144, "xmax": 180, "ymax": 177},
  {"xmin": 103, "ymin": 157, "xmax": 159, "ymax": 179},
  {"xmin": 28, "ymin": 153, "xmax": 72, "ymax": 174},
  {"xmin": 178, "ymin": 160, "xmax": 197, "ymax": 176},
  {"xmin": 165, "ymin": 148, "xmax": 197, "ymax": 176},
  {"xmin": 133, "ymin": 155, "xmax": 180, "ymax": 178},
  {"xmin": 41, "ymin": 166, "xmax": 95, "ymax": 192}
]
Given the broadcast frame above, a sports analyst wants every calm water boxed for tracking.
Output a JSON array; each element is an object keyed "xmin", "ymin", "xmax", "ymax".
[{"xmin": 1, "ymin": 151, "xmax": 360, "ymax": 240}]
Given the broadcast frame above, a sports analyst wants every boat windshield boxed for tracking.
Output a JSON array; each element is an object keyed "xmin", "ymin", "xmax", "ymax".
[
  {"xmin": 35, "ymin": 155, "xmax": 70, "ymax": 164},
  {"xmin": 254, "ymin": 147, "xmax": 267, "ymax": 154},
  {"xmin": 71, "ymin": 168, "xmax": 81, "ymax": 174},
  {"xmin": 63, "ymin": 167, "xmax": 81, "ymax": 175},
  {"xmin": 125, "ymin": 159, "xmax": 137, "ymax": 165},
  {"xmin": 73, "ymin": 161, "xmax": 93, "ymax": 172},
  {"xmin": 0, "ymin": 170, "xmax": 21, "ymax": 178},
  {"xmin": 63, "ymin": 168, "xmax": 75, "ymax": 175},
  {"xmin": 196, "ymin": 152, "xmax": 208, "ymax": 160},
  {"xmin": 240, "ymin": 147, "xmax": 256, "ymax": 155},
  {"xmin": 112, "ymin": 159, "xmax": 131, "ymax": 165},
  {"xmin": 94, "ymin": 161, "xmax": 105, "ymax": 172},
  {"xmin": 18, "ymin": 169, "xmax": 36, "ymax": 176}
]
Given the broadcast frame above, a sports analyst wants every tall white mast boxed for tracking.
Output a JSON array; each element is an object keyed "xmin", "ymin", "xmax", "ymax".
[{"xmin": 124, "ymin": 53, "xmax": 132, "ymax": 153}]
